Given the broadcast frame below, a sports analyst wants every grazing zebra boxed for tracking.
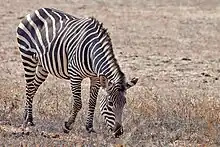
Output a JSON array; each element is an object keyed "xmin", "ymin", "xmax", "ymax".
[{"xmin": 16, "ymin": 8, "xmax": 138, "ymax": 137}]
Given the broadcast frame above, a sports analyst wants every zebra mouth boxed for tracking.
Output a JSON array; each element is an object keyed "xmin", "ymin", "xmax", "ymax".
[
  {"xmin": 113, "ymin": 127, "xmax": 123, "ymax": 138},
  {"xmin": 113, "ymin": 122, "xmax": 123, "ymax": 138}
]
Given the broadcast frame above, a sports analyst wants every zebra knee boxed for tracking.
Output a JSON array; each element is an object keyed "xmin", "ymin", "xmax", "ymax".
[
  {"xmin": 76, "ymin": 103, "xmax": 82, "ymax": 111},
  {"xmin": 72, "ymin": 102, "xmax": 82, "ymax": 113}
]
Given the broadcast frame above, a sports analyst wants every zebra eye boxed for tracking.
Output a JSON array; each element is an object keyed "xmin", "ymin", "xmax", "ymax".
[{"xmin": 108, "ymin": 101, "xmax": 113, "ymax": 106}]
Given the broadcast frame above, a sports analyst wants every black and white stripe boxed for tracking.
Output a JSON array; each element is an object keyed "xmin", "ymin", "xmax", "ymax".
[{"xmin": 17, "ymin": 8, "xmax": 138, "ymax": 137}]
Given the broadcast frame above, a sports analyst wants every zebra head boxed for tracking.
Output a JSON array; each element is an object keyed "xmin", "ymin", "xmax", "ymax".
[{"xmin": 99, "ymin": 76, "xmax": 138, "ymax": 137}]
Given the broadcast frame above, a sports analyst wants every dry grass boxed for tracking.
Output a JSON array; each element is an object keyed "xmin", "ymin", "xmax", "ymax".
[{"xmin": 1, "ymin": 0, "xmax": 220, "ymax": 146}]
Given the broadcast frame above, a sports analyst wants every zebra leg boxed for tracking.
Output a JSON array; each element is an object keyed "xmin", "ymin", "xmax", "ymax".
[
  {"xmin": 33, "ymin": 64, "xmax": 48, "ymax": 89},
  {"xmin": 23, "ymin": 64, "xmax": 48, "ymax": 127},
  {"xmin": 21, "ymin": 53, "xmax": 38, "ymax": 127},
  {"xmin": 85, "ymin": 77, "xmax": 100, "ymax": 133},
  {"xmin": 23, "ymin": 82, "xmax": 36, "ymax": 127},
  {"xmin": 63, "ymin": 77, "xmax": 82, "ymax": 133}
]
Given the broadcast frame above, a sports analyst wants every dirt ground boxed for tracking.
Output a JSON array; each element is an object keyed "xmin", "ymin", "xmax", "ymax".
[{"xmin": 0, "ymin": 0, "xmax": 220, "ymax": 146}]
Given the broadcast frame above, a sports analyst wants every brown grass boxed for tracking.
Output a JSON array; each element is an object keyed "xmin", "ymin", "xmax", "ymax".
[{"xmin": 1, "ymin": 0, "xmax": 220, "ymax": 146}]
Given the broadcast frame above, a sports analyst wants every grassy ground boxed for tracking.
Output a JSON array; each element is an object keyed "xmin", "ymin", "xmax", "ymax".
[{"xmin": 0, "ymin": 0, "xmax": 220, "ymax": 146}]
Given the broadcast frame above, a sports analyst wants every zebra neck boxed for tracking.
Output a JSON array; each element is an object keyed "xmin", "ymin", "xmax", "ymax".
[
  {"xmin": 92, "ymin": 47, "xmax": 124, "ymax": 83},
  {"xmin": 103, "ymin": 64, "xmax": 124, "ymax": 84}
]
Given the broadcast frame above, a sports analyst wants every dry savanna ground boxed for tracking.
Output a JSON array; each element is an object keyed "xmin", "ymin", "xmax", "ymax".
[{"xmin": 0, "ymin": 0, "xmax": 220, "ymax": 146}]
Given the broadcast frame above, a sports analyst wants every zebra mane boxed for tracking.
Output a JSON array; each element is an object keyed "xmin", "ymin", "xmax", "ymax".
[
  {"xmin": 89, "ymin": 17, "xmax": 125, "ymax": 85},
  {"xmin": 89, "ymin": 17, "xmax": 112, "ymax": 48}
]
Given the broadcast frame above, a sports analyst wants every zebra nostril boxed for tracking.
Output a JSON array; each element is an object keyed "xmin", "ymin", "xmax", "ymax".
[{"xmin": 108, "ymin": 127, "xmax": 113, "ymax": 133}]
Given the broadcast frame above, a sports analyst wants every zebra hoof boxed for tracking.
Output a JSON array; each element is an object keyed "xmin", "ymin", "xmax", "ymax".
[
  {"xmin": 63, "ymin": 122, "xmax": 71, "ymax": 134},
  {"xmin": 22, "ymin": 121, "xmax": 35, "ymax": 128},
  {"xmin": 27, "ymin": 121, "xmax": 35, "ymax": 126}
]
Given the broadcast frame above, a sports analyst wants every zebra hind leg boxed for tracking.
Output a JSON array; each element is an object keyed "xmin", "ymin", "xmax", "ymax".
[
  {"xmin": 23, "ymin": 60, "xmax": 48, "ymax": 127},
  {"xmin": 21, "ymin": 52, "xmax": 38, "ymax": 127},
  {"xmin": 27, "ymin": 64, "xmax": 48, "ymax": 125},
  {"xmin": 85, "ymin": 77, "xmax": 100, "ymax": 133}
]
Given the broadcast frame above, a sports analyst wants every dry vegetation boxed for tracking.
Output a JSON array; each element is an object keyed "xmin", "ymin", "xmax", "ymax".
[{"xmin": 0, "ymin": 0, "xmax": 220, "ymax": 146}]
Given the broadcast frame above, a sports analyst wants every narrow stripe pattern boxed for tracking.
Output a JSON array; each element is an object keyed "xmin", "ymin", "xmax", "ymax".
[{"xmin": 16, "ymin": 8, "xmax": 126, "ymax": 134}]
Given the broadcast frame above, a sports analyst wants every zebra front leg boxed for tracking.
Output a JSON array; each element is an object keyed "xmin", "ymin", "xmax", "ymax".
[
  {"xmin": 63, "ymin": 77, "xmax": 82, "ymax": 133},
  {"xmin": 85, "ymin": 77, "xmax": 100, "ymax": 133}
]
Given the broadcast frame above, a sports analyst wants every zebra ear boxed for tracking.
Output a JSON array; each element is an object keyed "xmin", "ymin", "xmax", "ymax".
[
  {"xmin": 125, "ymin": 77, "xmax": 138, "ymax": 90},
  {"xmin": 100, "ymin": 75, "xmax": 108, "ymax": 89}
]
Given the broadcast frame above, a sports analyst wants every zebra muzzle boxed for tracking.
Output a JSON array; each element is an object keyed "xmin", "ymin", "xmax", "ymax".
[{"xmin": 113, "ymin": 122, "xmax": 123, "ymax": 138}]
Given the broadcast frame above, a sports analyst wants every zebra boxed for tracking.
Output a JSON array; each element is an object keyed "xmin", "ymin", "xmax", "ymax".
[{"xmin": 16, "ymin": 8, "xmax": 138, "ymax": 137}]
